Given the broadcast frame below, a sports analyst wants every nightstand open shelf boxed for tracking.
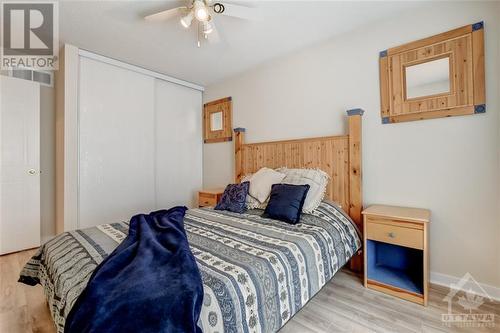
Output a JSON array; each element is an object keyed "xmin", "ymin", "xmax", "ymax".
[{"xmin": 366, "ymin": 240, "xmax": 423, "ymax": 295}]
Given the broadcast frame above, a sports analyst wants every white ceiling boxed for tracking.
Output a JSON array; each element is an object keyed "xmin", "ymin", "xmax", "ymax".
[{"xmin": 59, "ymin": 1, "xmax": 425, "ymax": 86}]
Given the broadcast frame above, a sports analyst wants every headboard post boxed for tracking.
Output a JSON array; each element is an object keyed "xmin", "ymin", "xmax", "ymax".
[
  {"xmin": 346, "ymin": 108, "xmax": 364, "ymax": 272},
  {"xmin": 234, "ymin": 128, "xmax": 246, "ymax": 182}
]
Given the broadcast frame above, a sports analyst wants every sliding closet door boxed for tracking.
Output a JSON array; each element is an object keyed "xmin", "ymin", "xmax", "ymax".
[
  {"xmin": 79, "ymin": 57, "xmax": 156, "ymax": 227},
  {"xmin": 155, "ymin": 79, "xmax": 202, "ymax": 208}
]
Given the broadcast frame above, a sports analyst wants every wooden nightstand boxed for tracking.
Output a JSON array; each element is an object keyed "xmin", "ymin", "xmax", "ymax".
[
  {"xmin": 198, "ymin": 188, "xmax": 224, "ymax": 208},
  {"xmin": 362, "ymin": 205, "xmax": 430, "ymax": 306}
]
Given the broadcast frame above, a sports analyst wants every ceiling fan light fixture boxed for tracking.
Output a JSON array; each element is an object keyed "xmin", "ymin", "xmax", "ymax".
[
  {"xmin": 194, "ymin": 0, "xmax": 209, "ymax": 21},
  {"xmin": 202, "ymin": 20, "xmax": 213, "ymax": 34},
  {"xmin": 213, "ymin": 3, "xmax": 225, "ymax": 14},
  {"xmin": 180, "ymin": 11, "xmax": 194, "ymax": 28}
]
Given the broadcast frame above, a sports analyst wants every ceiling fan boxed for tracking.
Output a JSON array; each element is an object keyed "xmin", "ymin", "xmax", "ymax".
[{"xmin": 145, "ymin": 0, "xmax": 255, "ymax": 47}]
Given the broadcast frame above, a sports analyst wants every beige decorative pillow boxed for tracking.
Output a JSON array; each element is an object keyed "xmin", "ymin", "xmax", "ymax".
[
  {"xmin": 248, "ymin": 167, "xmax": 286, "ymax": 203},
  {"xmin": 277, "ymin": 167, "xmax": 330, "ymax": 213},
  {"xmin": 241, "ymin": 174, "xmax": 267, "ymax": 209}
]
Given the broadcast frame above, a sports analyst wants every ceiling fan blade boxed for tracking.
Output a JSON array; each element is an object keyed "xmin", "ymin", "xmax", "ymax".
[
  {"xmin": 218, "ymin": 3, "xmax": 258, "ymax": 20},
  {"xmin": 144, "ymin": 7, "xmax": 187, "ymax": 21}
]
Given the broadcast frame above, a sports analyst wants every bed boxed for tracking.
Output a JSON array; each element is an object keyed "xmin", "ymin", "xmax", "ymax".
[
  {"xmin": 20, "ymin": 110, "xmax": 365, "ymax": 332},
  {"xmin": 20, "ymin": 202, "xmax": 360, "ymax": 332}
]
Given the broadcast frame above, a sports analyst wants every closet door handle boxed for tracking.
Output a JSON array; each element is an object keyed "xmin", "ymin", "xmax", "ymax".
[{"xmin": 28, "ymin": 169, "xmax": 37, "ymax": 175}]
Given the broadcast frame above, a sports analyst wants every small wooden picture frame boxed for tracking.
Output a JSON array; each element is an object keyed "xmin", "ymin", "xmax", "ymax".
[
  {"xmin": 379, "ymin": 22, "xmax": 485, "ymax": 124},
  {"xmin": 203, "ymin": 97, "xmax": 233, "ymax": 143}
]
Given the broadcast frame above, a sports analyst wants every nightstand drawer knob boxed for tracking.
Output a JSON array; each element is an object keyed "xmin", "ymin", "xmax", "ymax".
[{"xmin": 388, "ymin": 232, "xmax": 396, "ymax": 238}]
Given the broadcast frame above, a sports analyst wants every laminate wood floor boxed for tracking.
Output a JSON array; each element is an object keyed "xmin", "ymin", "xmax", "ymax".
[{"xmin": 1, "ymin": 249, "xmax": 498, "ymax": 333}]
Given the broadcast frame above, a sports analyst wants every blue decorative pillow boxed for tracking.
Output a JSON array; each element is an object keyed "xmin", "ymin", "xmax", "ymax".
[
  {"xmin": 262, "ymin": 183, "xmax": 310, "ymax": 224},
  {"xmin": 214, "ymin": 182, "xmax": 250, "ymax": 213}
]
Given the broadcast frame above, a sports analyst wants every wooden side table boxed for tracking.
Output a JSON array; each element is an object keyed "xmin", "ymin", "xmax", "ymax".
[
  {"xmin": 362, "ymin": 205, "xmax": 430, "ymax": 306},
  {"xmin": 198, "ymin": 188, "xmax": 225, "ymax": 208}
]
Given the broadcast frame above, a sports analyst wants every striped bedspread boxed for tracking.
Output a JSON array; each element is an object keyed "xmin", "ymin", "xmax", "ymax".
[{"xmin": 20, "ymin": 201, "xmax": 360, "ymax": 333}]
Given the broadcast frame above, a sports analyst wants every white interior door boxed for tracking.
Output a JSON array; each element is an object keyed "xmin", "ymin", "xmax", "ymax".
[
  {"xmin": 0, "ymin": 76, "xmax": 40, "ymax": 254},
  {"xmin": 78, "ymin": 57, "xmax": 156, "ymax": 228},
  {"xmin": 155, "ymin": 80, "xmax": 202, "ymax": 208}
]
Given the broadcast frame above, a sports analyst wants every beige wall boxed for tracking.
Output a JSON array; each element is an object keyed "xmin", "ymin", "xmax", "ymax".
[
  {"xmin": 497, "ymin": 1, "xmax": 500, "ymax": 288},
  {"xmin": 203, "ymin": 1, "xmax": 500, "ymax": 288}
]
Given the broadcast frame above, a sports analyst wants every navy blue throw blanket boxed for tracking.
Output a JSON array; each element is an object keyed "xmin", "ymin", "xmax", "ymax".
[{"xmin": 65, "ymin": 206, "xmax": 203, "ymax": 333}]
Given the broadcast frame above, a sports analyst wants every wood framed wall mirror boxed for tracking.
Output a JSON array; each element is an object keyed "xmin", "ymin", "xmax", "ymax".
[
  {"xmin": 379, "ymin": 22, "xmax": 485, "ymax": 124},
  {"xmin": 203, "ymin": 97, "xmax": 233, "ymax": 143}
]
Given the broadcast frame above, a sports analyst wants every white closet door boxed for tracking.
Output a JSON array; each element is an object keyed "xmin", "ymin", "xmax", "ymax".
[
  {"xmin": 79, "ymin": 57, "xmax": 156, "ymax": 227},
  {"xmin": 155, "ymin": 79, "xmax": 202, "ymax": 208},
  {"xmin": 0, "ymin": 76, "xmax": 40, "ymax": 254}
]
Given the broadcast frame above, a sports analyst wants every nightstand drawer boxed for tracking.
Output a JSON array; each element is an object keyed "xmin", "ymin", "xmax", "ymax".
[
  {"xmin": 366, "ymin": 220, "xmax": 423, "ymax": 250},
  {"xmin": 198, "ymin": 188, "xmax": 225, "ymax": 208},
  {"xmin": 198, "ymin": 195, "xmax": 217, "ymax": 207}
]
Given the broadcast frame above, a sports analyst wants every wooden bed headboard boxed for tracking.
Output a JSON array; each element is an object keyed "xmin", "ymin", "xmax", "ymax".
[{"xmin": 233, "ymin": 109, "xmax": 364, "ymax": 271}]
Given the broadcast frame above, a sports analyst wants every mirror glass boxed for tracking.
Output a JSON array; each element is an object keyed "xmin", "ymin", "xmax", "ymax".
[
  {"xmin": 405, "ymin": 57, "xmax": 450, "ymax": 99},
  {"xmin": 210, "ymin": 111, "xmax": 223, "ymax": 131}
]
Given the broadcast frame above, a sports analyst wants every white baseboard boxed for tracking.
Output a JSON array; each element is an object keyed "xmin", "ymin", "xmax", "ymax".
[{"xmin": 431, "ymin": 271, "xmax": 500, "ymax": 302}]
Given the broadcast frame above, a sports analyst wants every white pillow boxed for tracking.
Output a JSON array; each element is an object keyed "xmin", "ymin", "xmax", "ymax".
[
  {"xmin": 248, "ymin": 167, "xmax": 286, "ymax": 203},
  {"xmin": 241, "ymin": 174, "xmax": 268, "ymax": 209},
  {"xmin": 277, "ymin": 167, "xmax": 329, "ymax": 213}
]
